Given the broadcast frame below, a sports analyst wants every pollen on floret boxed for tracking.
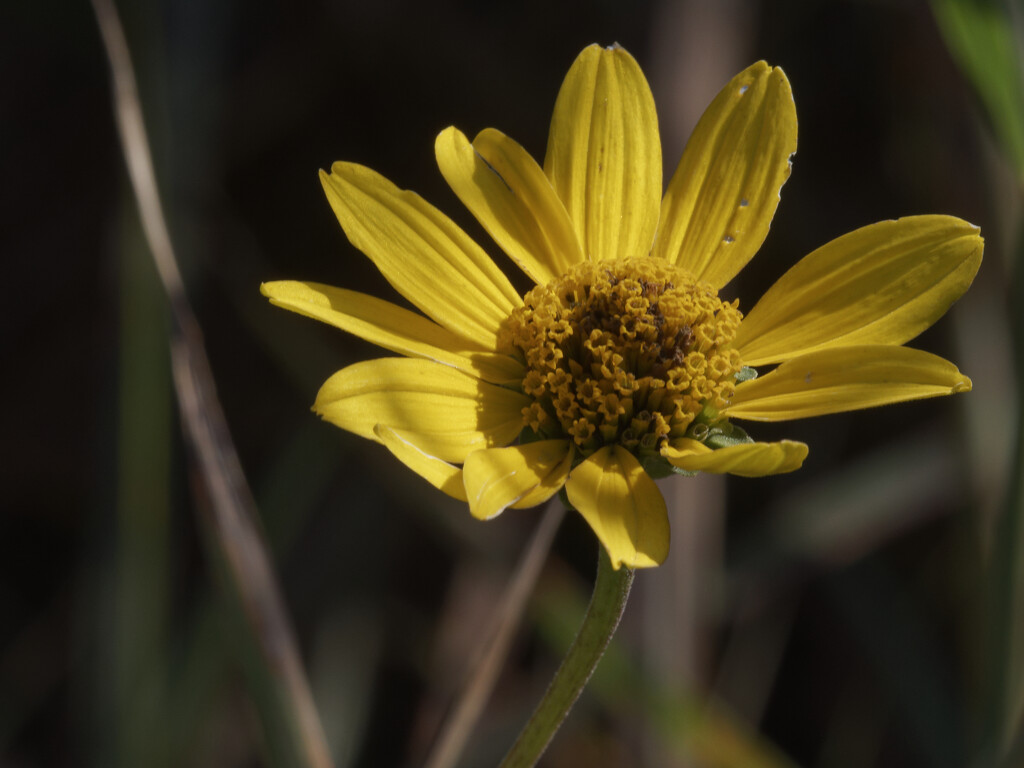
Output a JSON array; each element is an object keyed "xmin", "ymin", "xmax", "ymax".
[{"xmin": 499, "ymin": 258, "xmax": 744, "ymax": 462}]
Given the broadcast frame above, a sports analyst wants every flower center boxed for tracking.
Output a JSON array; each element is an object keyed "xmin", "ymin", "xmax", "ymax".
[{"xmin": 499, "ymin": 258, "xmax": 744, "ymax": 460}]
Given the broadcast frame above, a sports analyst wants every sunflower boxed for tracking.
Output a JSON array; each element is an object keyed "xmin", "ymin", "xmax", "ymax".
[{"xmin": 262, "ymin": 44, "xmax": 982, "ymax": 569}]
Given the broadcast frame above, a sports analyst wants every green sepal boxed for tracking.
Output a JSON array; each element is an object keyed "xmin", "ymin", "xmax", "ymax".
[
  {"xmin": 670, "ymin": 464, "xmax": 698, "ymax": 477},
  {"xmin": 639, "ymin": 453, "xmax": 675, "ymax": 479},
  {"xmin": 704, "ymin": 421, "xmax": 754, "ymax": 449},
  {"xmin": 735, "ymin": 366, "xmax": 758, "ymax": 383},
  {"xmin": 641, "ymin": 452, "xmax": 699, "ymax": 479}
]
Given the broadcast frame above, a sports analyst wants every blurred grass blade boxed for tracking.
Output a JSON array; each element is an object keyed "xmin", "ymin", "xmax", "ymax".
[
  {"xmin": 423, "ymin": 502, "xmax": 565, "ymax": 768},
  {"xmin": 931, "ymin": 0, "xmax": 1024, "ymax": 182},
  {"xmin": 933, "ymin": 0, "xmax": 1024, "ymax": 745},
  {"xmin": 90, "ymin": 0, "xmax": 333, "ymax": 765},
  {"xmin": 535, "ymin": 577, "xmax": 798, "ymax": 768},
  {"xmin": 983, "ymin": 232, "xmax": 1024, "ymax": 766}
]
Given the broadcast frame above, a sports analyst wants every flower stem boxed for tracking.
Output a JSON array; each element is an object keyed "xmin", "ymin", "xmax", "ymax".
[{"xmin": 498, "ymin": 546, "xmax": 634, "ymax": 768}]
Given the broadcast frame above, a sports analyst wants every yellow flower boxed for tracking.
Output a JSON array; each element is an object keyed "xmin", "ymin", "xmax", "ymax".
[{"xmin": 262, "ymin": 44, "xmax": 982, "ymax": 570}]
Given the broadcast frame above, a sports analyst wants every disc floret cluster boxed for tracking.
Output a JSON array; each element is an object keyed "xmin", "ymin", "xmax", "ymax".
[{"xmin": 501, "ymin": 259, "xmax": 743, "ymax": 461}]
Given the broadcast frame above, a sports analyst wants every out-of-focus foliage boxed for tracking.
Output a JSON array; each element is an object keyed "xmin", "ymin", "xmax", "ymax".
[
  {"xmin": 931, "ymin": 0, "xmax": 1024, "ymax": 182},
  {"xmin": 931, "ymin": 2, "xmax": 1024, "ymax": 765}
]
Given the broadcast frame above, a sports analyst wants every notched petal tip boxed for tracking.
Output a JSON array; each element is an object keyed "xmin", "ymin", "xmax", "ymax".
[
  {"xmin": 260, "ymin": 279, "xmax": 325, "ymax": 307},
  {"xmin": 326, "ymin": 161, "xmax": 354, "ymax": 177},
  {"xmin": 768, "ymin": 64, "xmax": 795, "ymax": 100},
  {"xmin": 953, "ymin": 375, "xmax": 972, "ymax": 394},
  {"xmin": 434, "ymin": 125, "xmax": 462, "ymax": 157},
  {"xmin": 742, "ymin": 60, "xmax": 771, "ymax": 80}
]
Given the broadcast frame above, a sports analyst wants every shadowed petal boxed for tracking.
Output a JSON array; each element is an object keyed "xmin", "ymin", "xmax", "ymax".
[
  {"xmin": 462, "ymin": 440, "xmax": 573, "ymax": 520},
  {"xmin": 662, "ymin": 438, "xmax": 807, "ymax": 477},
  {"xmin": 374, "ymin": 425, "xmax": 467, "ymax": 501},
  {"xmin": 564, "ymin": 445, "xmax": 669, "ymax": 569},
  {"xmin": 314, "ymin": 358, "xmax": 528, "ymax": 462},
  {"xmin": 436, "ymin": 127, "xmax": 583, "ymax": 284}
]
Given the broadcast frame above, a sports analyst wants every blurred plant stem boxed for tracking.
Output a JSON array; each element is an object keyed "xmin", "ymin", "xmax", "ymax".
[
  {"xmin": 111, "ymin": 197, "xmax": 172, "ymax": 768},
  {"xmin": 498, "ymin": 546, "xmax": 633, "ymax": 768},
  {"xmin": 90, "ymin": 0, "xmax": 333, "ymax": 765}
]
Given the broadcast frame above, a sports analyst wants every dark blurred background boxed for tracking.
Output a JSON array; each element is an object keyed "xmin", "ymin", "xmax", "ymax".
[{"xmin": 3, "ymin": 0, "xmax": 1022, "ymax": 766}]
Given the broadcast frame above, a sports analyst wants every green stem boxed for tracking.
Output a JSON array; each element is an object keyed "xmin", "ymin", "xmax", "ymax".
[{"xmin": 499, "ymin": 546, "xmax": 634, "ymax": 768}]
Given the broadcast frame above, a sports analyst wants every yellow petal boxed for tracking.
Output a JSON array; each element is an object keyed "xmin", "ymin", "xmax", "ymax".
[
  {"xmin": 462, "ymin": 440, "xmax": 573, "ymax": 520},
  {"xmin": 654, "ymin": 62, "xmax": 797, "ymax": 289},
  {"xmin": 314, "ymin": 358, "xmax": 528, "ymax": 462},
  {"xmin": 662, "ymin": 438, "xmax": 808, "ymax": 477},
  {"xmin": 564, "ymin": 445, "xmax": 669, "ymax": 569},
  {"xmin": 374, "ymin": 425, "xmax": 467, "ymax": 501},
  {"xmin": 435, "ymin": 127, "xmax": 584, "ymax": 284},
  {"xmin": 320, "ymin": 163, "xmax": 522, "ymax": 348},
  {"xmin": 261, "ymin": 280, "xmax": 524, "ymax": 385},
  {"xmin": 733, "ymin": 216, "xmax": 984, "ymax": 365},
  {"xmin": 725, "ymin": 345, "xmax": 973, "ymax": 421},
  {"xmin": 544, "ymin": 44, "xmax": 661, "ymax": 263}
]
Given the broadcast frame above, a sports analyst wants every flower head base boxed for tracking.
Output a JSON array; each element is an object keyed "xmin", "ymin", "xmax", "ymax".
[
  {"xmin": 503, "ymin": 259, "xmax": 743, "ymax": 460},
  {"xmin": 262, "ymin": 44, "xmax": 982, "ymax": 570}
]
